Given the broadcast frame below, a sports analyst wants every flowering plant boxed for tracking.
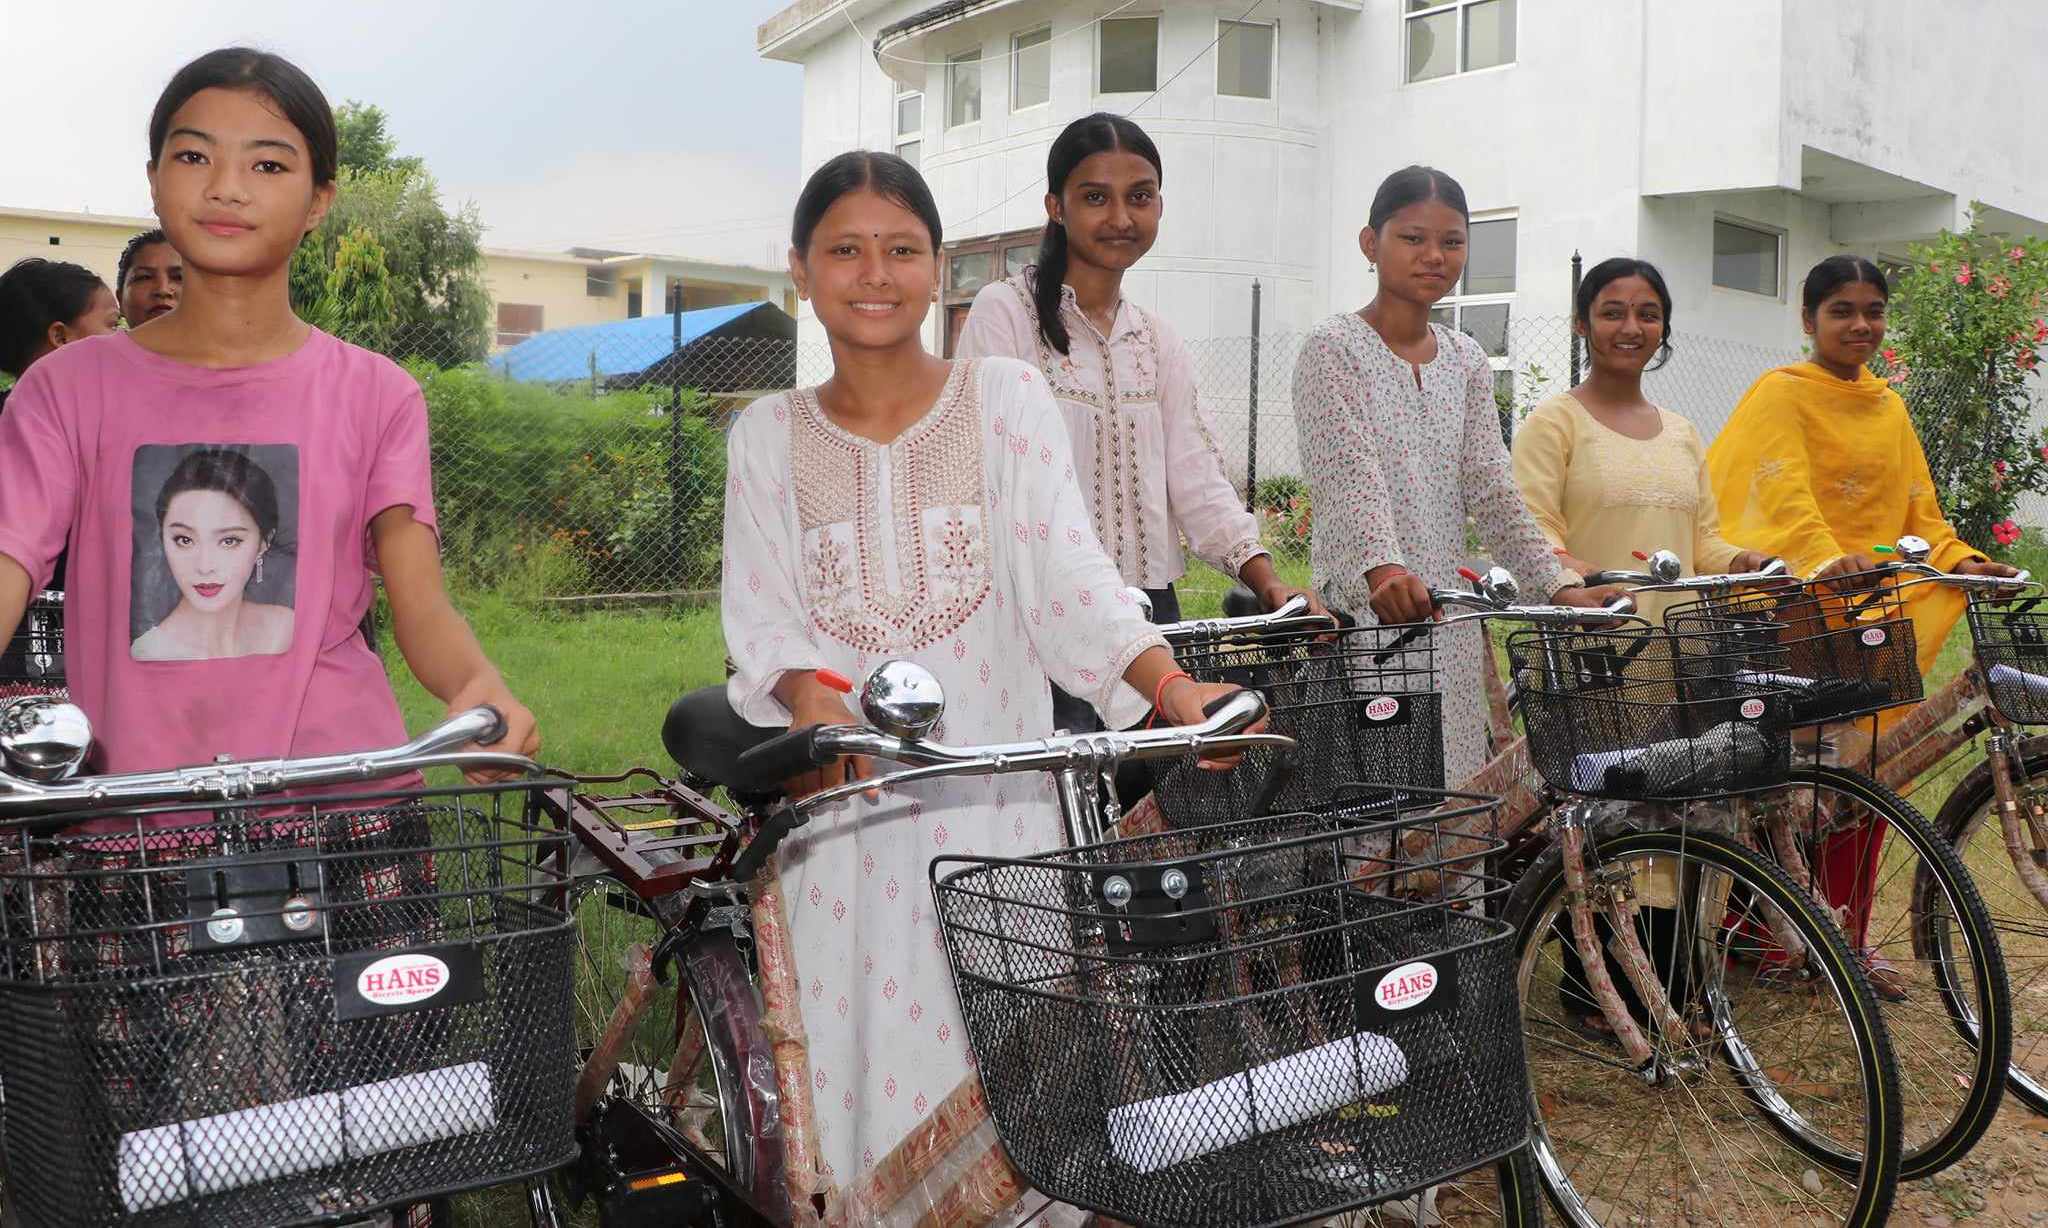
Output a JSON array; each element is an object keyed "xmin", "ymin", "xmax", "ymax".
[{"xmin": 1881, "ymin": 206, "xmax": 2048, "ymax": 555}]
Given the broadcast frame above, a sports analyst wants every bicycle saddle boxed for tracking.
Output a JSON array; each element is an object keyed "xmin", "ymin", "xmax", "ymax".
[{"xmin": 662, "ymin": 685, "xmax": 789, "ymax": 801}]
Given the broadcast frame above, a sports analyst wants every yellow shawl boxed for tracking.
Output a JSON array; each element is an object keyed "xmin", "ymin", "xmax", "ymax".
[{"xmin": 1707, "ymin": 361, "xmax": 1985, "ymax": 680}]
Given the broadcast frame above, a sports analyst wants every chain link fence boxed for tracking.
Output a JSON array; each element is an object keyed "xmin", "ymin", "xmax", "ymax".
[{"xmin": 404, "ymin": 311, "xmax": 2044, "ymax": 603}]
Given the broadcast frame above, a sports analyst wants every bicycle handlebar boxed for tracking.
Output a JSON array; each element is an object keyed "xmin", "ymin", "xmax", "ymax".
[
  {"xmin": 1580, "ymin": 557, "xmax": 1792, "ymax": 593},
  {"xmin": 719, "ymin": 690, "xmax": 1290, "ymax": 891},
  {"xmin": 0, "ymin": 705, "xmax": 539, "ymax": 816},
  {"xmin": 1153, "ymin": 593, "xmax": 1339, "ymax": 643},
  {"xmin": 1369, "ymin": 590, "xmax": 1642, "ymax": 665}
]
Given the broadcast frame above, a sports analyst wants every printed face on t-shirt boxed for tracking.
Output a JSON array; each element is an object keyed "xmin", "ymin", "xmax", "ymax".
[{"xmin": 130, "ymin": 443, "xmax": 300, "ymax": 662}]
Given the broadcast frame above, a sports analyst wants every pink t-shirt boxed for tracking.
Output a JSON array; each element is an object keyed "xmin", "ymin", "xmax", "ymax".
[{"xmin": 0, "ymin": 329, "xmax": 435, "ymax": 773}]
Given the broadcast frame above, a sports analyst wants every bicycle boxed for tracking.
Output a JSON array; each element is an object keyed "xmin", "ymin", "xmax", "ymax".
[
  {"xmin": 0, "ymin": 694, "xmax": 575, "ymax": 1228},
  {"xmin": 1189, "ymin": 572, "xmax": 1904, "ymax": 1228},
  {"xmin": 0, "ymin": 591, "xmax": 64, "ymax": 700},
  {"xmin": 1561, "ymin": 546, "xmax": 2017, "ymax": 1180}
]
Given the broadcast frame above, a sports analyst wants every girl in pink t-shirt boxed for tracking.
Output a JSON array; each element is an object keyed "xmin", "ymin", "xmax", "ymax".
[{"xmin": 0, "ymin": 47, "xmax": 536, "ymax": 775}]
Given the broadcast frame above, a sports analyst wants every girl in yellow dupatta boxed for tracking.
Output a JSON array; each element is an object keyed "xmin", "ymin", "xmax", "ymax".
[{"xmin": 1707, "ymin": 254, "xmax": 2019, "ymax": 997}]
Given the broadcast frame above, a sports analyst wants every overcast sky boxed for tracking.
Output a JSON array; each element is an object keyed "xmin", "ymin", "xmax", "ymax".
[{"xmin": 0, "ymin": 1, "xmax": 801, "ymax": 266}]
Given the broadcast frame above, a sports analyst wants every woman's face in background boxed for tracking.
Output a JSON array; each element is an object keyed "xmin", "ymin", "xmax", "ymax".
[{"xmin": 161, "ymin": 488, "xmax": 265, "ymax": 612}]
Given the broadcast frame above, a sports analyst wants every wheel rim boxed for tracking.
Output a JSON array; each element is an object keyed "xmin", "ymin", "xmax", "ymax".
[
  {"xmin": 1942, "ymin": 792, "xmax": 2048, "ymax": 1108},
  {"xmin": 1517, "ymin": 843, "xmax": 1883, "ymax": 1226}
]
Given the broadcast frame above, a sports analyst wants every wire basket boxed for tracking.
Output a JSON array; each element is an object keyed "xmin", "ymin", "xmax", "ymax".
[
  {"xmin": 1, "ymin": 591, "xmax": 64, "ymax": 700},
  {"xmin": 933, "ymin": 786, "xmax": 1521, "ymax": 1228},
  {"xmin": 1511, "ymin": 626, "xmax": 1792, "ymax": 802},
  {"xmin": 0, "ymin": 780, "xmax": 577, "ymax": 1228},
  {"xmin": 1153, "ymin": 624, "xmax": 1444, "ymax": 829},
  {"xmin": 1664, "ymin": 572, "xmax": 1919, "ymax": 727},
  {"xmin": 1967, "ymin": 591, "xmax": 2048, "ymax": 725}
]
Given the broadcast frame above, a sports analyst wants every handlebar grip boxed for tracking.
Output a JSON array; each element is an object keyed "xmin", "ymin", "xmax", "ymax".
[
  {"xmin": 729, "ymin": 802, "xmax": 805, "ymax": 885},
  {"xmin": 734, "ymin": 725, "xmax": 836, "ymax": 787},
  {"xmin": 1201, "ymin": 688, "xmax": 1268, "ymax": 732},
  {"xmin": 1604, "ymin": 594, "xmax": 1638, "ymax": 615},
  {"xmin": 475, "ymin": 705, "xmax": 507, "ymax": 747},
  {"xmin": 1580, "ymin": 571, "xmax": 1632, "ymax": 587}
]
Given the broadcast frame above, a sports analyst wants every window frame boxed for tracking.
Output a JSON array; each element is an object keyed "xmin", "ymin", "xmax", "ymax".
[
  {"xmin": 1710, "ymin": 216, "xmax": 1786, "ymax": 300},
  {"xmin": 1216, "ymin": 17, "xmax": 1278, "ymax": 100},
  {"xmin": 1096, "ymin": 13, "xmax": 1161, "ymax": 96},
  {"xmin": 946, "ymin": 47, "xmax": 983, "ymax": 130},
  {"xmin": 894, "ymin": 78, "xmax": 924, "ymax": 168},
  {"xmin": 494, "ymin": 302, "xmax": 544, "ymax": 348},
  {"xmin": 939, "ymin": 227, "xmax": 1043, "ymax": 356},
  {"xmin": 1425, "ymin": 212, "xmax": 1518, "ymax": 366},
  {"xmin": 1402, "ymin": 0, "xmax": 1518, "ymax": 86},
  {"xmin": 1011, "ymin": 25, "xmax": 1053, "ymax": 112}
]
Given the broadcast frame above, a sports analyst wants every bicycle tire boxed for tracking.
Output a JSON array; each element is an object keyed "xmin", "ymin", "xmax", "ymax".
[
  {"xmin": 568, "ymin": 876, "xmax": 787, "ymax": 1215},
  {"xmin": 1749, "ymin": 764, "xmax": 2010, "ymax": 1178},
  {"xmin": 1504, "ymin": 827, "xmax": 1901, "ymax": 1228},
  {"xmin": 1931, "ymin": 736, "xmax": 2048, "ymax": 1115}
]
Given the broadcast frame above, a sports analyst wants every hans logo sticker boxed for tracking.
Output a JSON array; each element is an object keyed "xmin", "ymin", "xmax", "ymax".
[
  {"xmin": 1860, "ymin": 627, "xmax": 1888, "ymax": 648},
  {"xmin": 356, "ymin": 953, "xmax": 450, "ymax": 1008},
  {"xmin": 1374, "ymin": 961, "xmax": 1439, "ymax": 1012},
  {"xmin": 1364, "ymin": 696, "xmax": 1402, "ymax": 722},
  {"xmin": 1740, "ymin": 698, "xmax": 1766, "ymax": 720}
]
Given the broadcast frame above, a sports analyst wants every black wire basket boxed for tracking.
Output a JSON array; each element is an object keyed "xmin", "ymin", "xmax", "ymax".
[
  {"xmin": 1153, "ymin": 624, "xmax": 1444, "ymax": 829},
  {"xmin": 0, "ymin": 591, "xmax": 64, "ymax": 700},
  {"xmin": 1511, "ymin": 626, "xmax": 1792, "ymax": 802},
  {"xmin": 1967, "ymin": 591, "xmax": 2048, "ymax": 725},
  {"xmin": 933, "ymin": 785, "xmax": 1521, "ymax": 1228},
  {"xmin": 1664, "ymin": 571, "xmax": 1919, "ymax": 727},
  {"xmin": 0, "ymin": 779, "xmax": 577, "ymax": 1228}
]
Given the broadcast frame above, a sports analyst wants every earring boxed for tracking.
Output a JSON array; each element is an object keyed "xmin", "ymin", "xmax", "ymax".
[{"xmin": 255, "ymin": 554, "xmax": 264, "ymax": 585}]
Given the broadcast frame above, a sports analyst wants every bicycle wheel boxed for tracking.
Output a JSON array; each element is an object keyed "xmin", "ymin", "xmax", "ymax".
[
  {"xmin": 1506, "ymin": 827, "xmax": 1900, "ymax": 1228},
  {"xmin": 1932, "ymin": 738, "xmax": 2048, "ymax": 1115},
  {"xmin": 569, "ymin": 875, "xmax": 774, "ymax": 1192},
  {"xmin": 1326, "ymin": 1148, "xmax": 1545, "ymax": 1227},
  {"xmin": 1746, "ymin": 764, "xmax": 2009, "ymax": 1178}
]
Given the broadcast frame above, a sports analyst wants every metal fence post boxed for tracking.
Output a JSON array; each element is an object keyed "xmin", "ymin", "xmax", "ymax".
[
  {"xmin": 1246, "ymin": 279, "xmax": 1262, "ymax": 512},
  {"xmin": 667, "ymin": 281, "xmax": 686, "ymax": 569},
  {"xmin": 1568, "ymin": 250, "xmax": 1583, "ymax": 387}
]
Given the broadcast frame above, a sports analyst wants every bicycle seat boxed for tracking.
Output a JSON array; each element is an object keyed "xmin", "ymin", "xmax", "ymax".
[{"xmin": 662, "ymin": 686, "xmax": 789, "ymax": 801}]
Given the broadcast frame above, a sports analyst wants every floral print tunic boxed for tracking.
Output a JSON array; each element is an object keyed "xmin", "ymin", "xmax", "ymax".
[
  {"xmin": 955, "ymin": 273, "xmax": 1266, "ymax": 588},
  {"xmin": 1293, "ymin": 313, "xmax": 1577, "ymax": 785},
  {"xmin": 722, "ymin": 356, "xmax": 1163, "ymax": 1197}
]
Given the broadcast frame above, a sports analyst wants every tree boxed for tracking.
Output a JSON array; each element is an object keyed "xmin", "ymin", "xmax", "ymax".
[
  {"xmin": 291, "ymin": 105, "xmax": 489, "ymax": 363},
  {"xmin": 1884, "ymin": 206, "xmax": 2048, "ymax": 553},
  {"xmin": 302, "ymin": 227, "xmax": 397, "ymax": 352}
]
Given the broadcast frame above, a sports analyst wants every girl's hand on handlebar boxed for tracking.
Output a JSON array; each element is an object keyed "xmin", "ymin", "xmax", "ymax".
[
  {"xmin": 446, "ymin": 671, "xmax": 540, "ymax": 784},
  {"xmin": 784, "ymin": 686, "xmax": 874, "ymax": 800},
  {"xmin": 1553, "ymin": 584, "xmax": 1631, "ymax": 622},
  {"xmin": 1365, "ymin": 564, "xmax": 1436, "ymax": 625},
  {"xmin": 1812, "ymin": 553, "xmax": 1884, "ymax": 587},
  {"xmin": 1956, "ymin": 557, "xmax": 2023, "ymax": 579},
  {"xmin": 1257, "ymin": 580, "xmax": 1328, "ymax": 620},
  {"xmin": 1158, "ymin": 679, "xmax": 1267, "ymax": 771},
  {"xmin": 1730, "ymin": 550, "xmax": 1776, "ymax": 575}
]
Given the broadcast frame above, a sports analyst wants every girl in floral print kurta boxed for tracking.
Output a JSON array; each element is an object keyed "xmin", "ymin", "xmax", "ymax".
[
  {"xmin": 726, "ymin": 151, "xmax": 1253, "ymax": 1224},
  {"xmin": 1293, "ymin": 167, "xmax": 1613, "ymax": 788}
]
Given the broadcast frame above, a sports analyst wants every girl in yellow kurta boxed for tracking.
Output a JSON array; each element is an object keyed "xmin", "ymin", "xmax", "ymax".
[
  {"xmin": 1706, "ymin": 255, "xmax": 2018, "ymax": 993},
  {"xmin": 1515, "ymin": 258, "xmax": 1771, "ymax": 626}
]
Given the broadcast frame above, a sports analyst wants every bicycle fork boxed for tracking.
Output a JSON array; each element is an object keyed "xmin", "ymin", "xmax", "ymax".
[
  {"xmin": 1986, "ymin": 727, "xmax": 2048, "ymax": 910},
  {"xmin": 1555, "ymin": 804, "xmax": 1689, "ymax": 1071}
]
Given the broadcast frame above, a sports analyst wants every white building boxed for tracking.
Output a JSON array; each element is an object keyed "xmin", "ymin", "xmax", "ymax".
[{"xmin": 759, "ymin": 0, "xmax": 2048, "ymax": 460}]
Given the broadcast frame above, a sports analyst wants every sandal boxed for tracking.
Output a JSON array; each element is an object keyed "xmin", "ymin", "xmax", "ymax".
[{"xmin": 1860, "ymin": 951, "xmax": 1910, "ymax": 1002}]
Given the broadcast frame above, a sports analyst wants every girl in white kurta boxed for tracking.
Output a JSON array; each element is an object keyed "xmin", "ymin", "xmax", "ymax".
[
  {"xmin": 725, "ymin": 150, "xmax": 1249, "ymax": 1223},
  {"xmin": 1294, "ymin": 167, "xmax": 1610, "ymax": 787}
]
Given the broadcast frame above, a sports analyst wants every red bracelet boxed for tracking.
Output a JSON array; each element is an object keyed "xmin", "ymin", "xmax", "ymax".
[{"xmin": 1148, "ymin": 670, "xmax": 1193, "ymax": 727}]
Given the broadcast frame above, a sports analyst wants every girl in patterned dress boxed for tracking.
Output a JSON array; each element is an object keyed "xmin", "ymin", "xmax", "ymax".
[
  {"xmin": 955, "ymin": 114, "xmax": 1322, "ymax": 749},
  {"xmin": 1292, "ymin": 166, "xmax": 1619, "ymax": 788},
  {"xmin": 722, "ymin": 151, "xmax": 1257, "ymax": 1223}
]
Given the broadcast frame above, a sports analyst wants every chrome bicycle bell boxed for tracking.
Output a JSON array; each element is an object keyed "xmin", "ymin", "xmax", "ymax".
[
  {"xmin": 1894, "ymin": 535, "xmax": 1932, "ymax": 565},
  {"xmin": 1477, "ymin": 566, "xmax": 1520, "ymax": 606},
  {"xmin": 1646, "ymin": 549, "xmax": 1683, "ymax": 584},
  {"xmin": 0, "ymin": 697, "xmax": 93, "ymax": 783},
  {"xmin": 860, "ymin": 660, "xmax": 946, "ymax": 740}
]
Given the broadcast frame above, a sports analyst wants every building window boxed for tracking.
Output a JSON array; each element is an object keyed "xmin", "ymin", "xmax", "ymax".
[
  {"xmin": 948, "ymin": 49, "xmax": 982, "ymax": 128},
  {"xmin": 1013, "ymin": 26, "xmax": 1051, "ymax": 110},
  {"xmin": 1405, "ymin": 0, "xmax": 1516, "ymax": 84},
  {"xmin": 1713, "ymin": 218, "xmax": 1782, "ymax": 297},
  {"xmin": 585, "ymin": 268, "xmax": 616, "ymax": 297},
  {"xmin": 1424, "ymin": 216, "xmax": 1516, "ymax": 357},
  {"xmin": 496, "ymin": 303, "xmax": 543, "ymax": 348},
  {"xmin": 941, "ymin": 228, "xmax": 1042, "ymax": 356},
  {"xmin": 1217, "ymin": 19, "xmax": 1276, "ymax": 99},
  {"xmin": 895, "ymin": 80, "xmax": 923, "ymax": 167},
  {"xmin": 1099, "ymin": 16, "xmax": 1159, "ymax": 94}
]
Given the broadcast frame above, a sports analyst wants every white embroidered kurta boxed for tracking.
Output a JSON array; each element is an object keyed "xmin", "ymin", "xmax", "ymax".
[
  {"xmin": 954, "ymin": 273, "xmax": 1266, "ymax": 588},
  {"xmin": 722, "ymin": 356, "xmax": 1165, "ymax": 1187},
  {"xmin": 1293, "ymin": 314, "xmax": 1579, "ymax": 786}
]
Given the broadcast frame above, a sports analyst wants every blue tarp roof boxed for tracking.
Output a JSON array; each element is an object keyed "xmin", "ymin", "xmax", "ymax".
[{"xmin": 486, "ymin": 301, "xmax": 773, "ymax": 384}]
